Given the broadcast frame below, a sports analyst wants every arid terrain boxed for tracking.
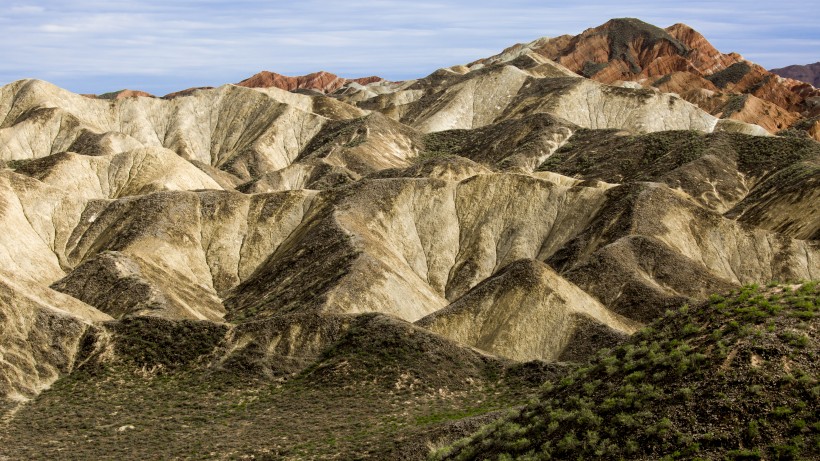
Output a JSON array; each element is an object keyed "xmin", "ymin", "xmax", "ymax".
[{"xmin": 0, "ymin": 18, "xmax": 817, "ymax": 460}]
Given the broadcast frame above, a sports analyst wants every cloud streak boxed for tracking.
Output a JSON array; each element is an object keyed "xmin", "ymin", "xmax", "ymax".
[{"xmin": 0, "ymin": 0, "xmax": 817, "ymax": 95}]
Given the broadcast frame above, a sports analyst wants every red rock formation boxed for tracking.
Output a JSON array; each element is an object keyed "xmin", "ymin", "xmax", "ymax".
[
  {"xmin": 664, "ymin": 23, "xmax": 743, "ymax": 75},
  {"xmin": 650, "ymin": 72, "xmax": 718, "ymax": 97},
  {"xmin": 235, "ymin": 71, "xmax": 385, "ymax": 94},
  {"xmin": 162, "ymin": 87, "xmax": 215, "ymax": 99},
  {"xmin": 496, "ymin": 18, "xmax": 818, "ymax": 139},
  {"xmin": 780, "ymin": 80, "xmax": 820, "ymax": 100},
  {"xmin": 522, "ymin": 19, "xmax": 731, "ymax": 82},
  {"xmin": 722, "ymin": 95, "xmax": 800, "ymax": 133},
  {"xmin": 350, "ymin": 76, "xmax": 384, "ymax": 85}
]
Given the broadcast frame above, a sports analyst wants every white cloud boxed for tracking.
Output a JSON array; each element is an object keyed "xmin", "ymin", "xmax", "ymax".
[{"xmin": 10, "ymin": 5, "xmax": 45, "ymax": 14}]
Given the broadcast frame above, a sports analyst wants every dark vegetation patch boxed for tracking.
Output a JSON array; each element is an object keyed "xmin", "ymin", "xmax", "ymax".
[
  {"xmin": 96, "ymin": 91, "xmax": 120, "ymax": 100},
  {"xmin": 13, "ymin": 151, "xmax": 72, "ymax": 179},
  {"xmin": 707, "ymin": 61, "xmax": 753, "ymax": 89},
  {"xmin": 4, "ymin": 368, "xmax": 542, "ymax": 460},
  {"xmin": 792, "ymin": 115, "xmax": 820, "ymax": 132},
  {"xmin": 725, "ymin": 132, "xmax": 820, "ymax": 174},
  {"xmin": 652, "ymin": 74, "xmax": 673, "ymax": 87},
  {"xmin": 581, "ymin": 61, "xmax": 609, "ymax": 78},
  {"xmin": 435, "ymin": 282, "xmax": 820, "ymax": 460},
  {"xmin": 722, "ymin": 94, "xmax": 749, "ymax": 118},
  {"xmin": 421, "ymin": 129, "xmax": 473, "ymax": 161},
  {"xmin": 300, "ymin": 313, "xmax": 503, "ymax": 390},
  {"xmin": 777, "ymin": 128, "xmax": 813, "ymax": 139},
  {"xmin": 602, "ymin": 18, "xmax": 689, "ymax": 74},
  {"xmin": 97, "ymin": 90, "xmax": 130, "ymax": 100},
  {"xmin": 504, "ymin": 76, "xmax": 580, "ymax": 111},
  {"xmin": 224, "ymin": 200, "xmax": 360, "ymax": 322},
  {"xmin": 777, "ymin": 116, "xmax": 820, "ymax": 140},
  {"xmin": 537, "ymin": 129, "xmax": 820, "ymax": 183},
  {"xmin": 105, "ymin": 317, "xmax": 228, "ymax": 370},
  {"xmin": 2, "ymin": 313, "xmax": 561, "ymax": 460},
  {"xmin": 600, "ymin": 84, "xmax": 657, "ymax": 101},
  {"xmin": 747, "ymin": 74, "xmax": 773, "ymax": 94},
  {"xmin": 2, "ymin": 158, "xmax": 34, "ymax": 170},
  {"xmin": 294, "ymin": 116, "xmax": 371, "ymax": 161},
  {"xmin": 537, "ymin": 129, "xmax": 705, "ymax": 182},
  {"xmin": 420, "ymin": 113, "xmax": 573, "ymax": 168}
]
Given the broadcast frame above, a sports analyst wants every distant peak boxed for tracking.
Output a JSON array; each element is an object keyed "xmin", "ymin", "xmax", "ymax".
[
  {"xmin": 235, "ymin": 70, "xmax": 384, "ymax": 94},
  {"xmin": 602, "ymin": 17, "xmax": 656, "ymax": 28},
  {"xmin": 86, "ymin": 89, "xmax": 156, "ymax": 100}
]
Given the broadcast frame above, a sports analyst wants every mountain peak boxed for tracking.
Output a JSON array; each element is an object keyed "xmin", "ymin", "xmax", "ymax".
[
  {"xmin": 470, "ymin": 18, "xmax": 813, "ymax": 138},
  {"xmin": 83, "ymin": 89, "xmax": 156, "ymax": 100},
  {"xmin": 235, "ymin": 70, "xmax": 384, "ymax": 94}
]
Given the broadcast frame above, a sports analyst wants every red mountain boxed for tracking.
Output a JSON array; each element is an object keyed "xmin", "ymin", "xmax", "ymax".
[
  {"xmin": 481, "ymin": 18, "xmax": 818, "ymax": 139},
  {"xmin": 235, "ymin": 71, "xmax": 384, "ymax": 94}
]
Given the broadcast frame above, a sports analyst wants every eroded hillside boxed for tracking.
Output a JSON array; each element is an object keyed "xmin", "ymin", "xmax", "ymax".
[{"xmin": 0, "ymin": 18, "xmax": 818, "ymax": 460}]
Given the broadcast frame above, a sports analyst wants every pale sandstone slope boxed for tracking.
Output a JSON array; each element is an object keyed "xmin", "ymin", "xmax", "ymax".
[
  {"xmin": 417, "ymin": 259, "xmax": 638, "ymax": 362},
  {"xmin": 226, "ymin": 174, "xmax": 613, "ymax": 323},
  {"xmin": 0, "ymin": 272, "xmax": 109, "ymax": 402},
  {"xmin": 240, "ymin": 112, "xmax": 423, "ymax": 193},
  {"xmin": 0, "ymin": 80, "xmax": 360, "ymax": 180},
  {"xmin": 54, "ymin": 189, "xmax": 318, "ymax": 320},
  {"xmin": 16, "ymin": 147, "xmax": 221, "ymax": 199},
  {"xmin": 532, "ymin": 128, "xmax": 820, "ymax": 239},
  {"xmin": 0, "ymin": 146, "xmax": 227, "ymax": 286},
  {"xmin": 551, "ymin": 183, "xmax": 819, "ymax": 321},
  {"xmin": 354, "ymin": 61, "xmax": 767, "ymax": 136}
]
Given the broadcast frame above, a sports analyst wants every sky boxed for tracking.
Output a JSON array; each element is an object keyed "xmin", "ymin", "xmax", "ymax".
[{"xmin": 1, "ymin": 1, "xmax": 818, "ymax": 96}]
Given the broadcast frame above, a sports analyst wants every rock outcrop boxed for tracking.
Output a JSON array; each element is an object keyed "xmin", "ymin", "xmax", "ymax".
[{"xmin": 237, "ymin": 70, "xmax": 384, "ymax": 94}]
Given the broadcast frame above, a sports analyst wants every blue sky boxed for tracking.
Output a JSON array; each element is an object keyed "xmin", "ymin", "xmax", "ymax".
[{"xmin": 1, "ymin": 1, "xmax": 817, "ymax": 95}]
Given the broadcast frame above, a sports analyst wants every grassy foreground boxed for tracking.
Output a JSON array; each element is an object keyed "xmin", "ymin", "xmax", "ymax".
[{"xmin": 435, "ymin": 282, "xmax": 819, "ymax": 460}]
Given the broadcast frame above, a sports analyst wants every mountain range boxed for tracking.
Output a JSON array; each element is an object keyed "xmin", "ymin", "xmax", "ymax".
[
  {"xmin": 85, "ymin": 18, "xmax": 820, "ymax": 142},
  {"xmin": 0, "ymin": 17, "xmax": 817, "ymax": 460},
  {"xmin": 772, "ymin": 62, "xmax": 820, "ymax": 87}
]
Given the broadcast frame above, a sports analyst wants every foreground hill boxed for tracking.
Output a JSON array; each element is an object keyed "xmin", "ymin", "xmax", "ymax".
[
  {"xmin": 435, "ymin": 282, "xmax": 820, "ymax": 460},
  {"xmin": 0, "ymin": 310, "xmax": 564, "ymax": 459}
]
